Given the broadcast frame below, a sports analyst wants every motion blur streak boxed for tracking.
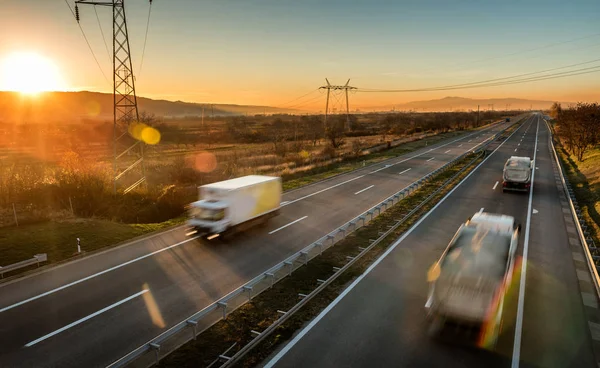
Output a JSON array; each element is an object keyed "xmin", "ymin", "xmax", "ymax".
[{"xmin": 142, "ymin": 283, "xmax": 165, "ymax": 328}]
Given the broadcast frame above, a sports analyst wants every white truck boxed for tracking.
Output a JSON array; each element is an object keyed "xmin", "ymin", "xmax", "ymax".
[
  {"xmin": 425, "ymin": 212, "xmax": 520, "ymax": 348},
  {"xmin": 502, "ymin": 156, "xmax": 532, "ymax": 192},
  {"xmin": 187, "ymin": 175, "xmax": 282, "ymax": 239}
]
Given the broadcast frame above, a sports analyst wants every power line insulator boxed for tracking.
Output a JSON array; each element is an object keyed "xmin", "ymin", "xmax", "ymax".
[{"xmin": 75, "ymin": 4, "xmax": 80, "ymax": 22}]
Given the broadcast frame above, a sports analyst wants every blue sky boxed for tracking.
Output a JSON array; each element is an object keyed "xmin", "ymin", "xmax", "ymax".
[{"xmin": 0, "ymin": 0, "xmax": 599, "ymax": 108}]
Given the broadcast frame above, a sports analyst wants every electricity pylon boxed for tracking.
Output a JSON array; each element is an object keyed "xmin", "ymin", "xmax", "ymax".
[
  {"xmin": 75, "ymin": 0, "xmax": 151, "ymax": 194},
  {"xmin": 319, "ymin": 79, "xmax": 357, "ymax": 130}
]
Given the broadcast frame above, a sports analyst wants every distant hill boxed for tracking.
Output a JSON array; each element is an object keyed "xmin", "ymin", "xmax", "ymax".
[
  {"xmin": 0, "ymin": 91, "xmax": 297, "ymax": 124},
  {"xmin": 369, "ymin": 96, "xmax": 572, "ymax": 112}
]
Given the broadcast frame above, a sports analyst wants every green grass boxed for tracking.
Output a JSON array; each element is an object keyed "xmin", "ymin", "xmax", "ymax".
[{"xmin": 0, "ymin": 217, "xmax": 183, "ymax": 275}]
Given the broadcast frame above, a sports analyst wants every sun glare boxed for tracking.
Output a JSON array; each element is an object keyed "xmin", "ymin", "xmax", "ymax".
[{"xmin": 0, "ymin": 52, "xmax": 66, "ymax": 94}]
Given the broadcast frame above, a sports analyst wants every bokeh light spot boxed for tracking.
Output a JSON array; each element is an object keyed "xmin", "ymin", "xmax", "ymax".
[
  {"xmin": 194, "ymin": 151, "xmax": 217, "ymax": 173},
  {"xmin": 142, "ymin": 127, "xmax": 161, "ymax": 145}
]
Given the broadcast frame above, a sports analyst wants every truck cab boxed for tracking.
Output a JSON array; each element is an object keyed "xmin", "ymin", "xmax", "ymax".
[{"xmin": 189, "ymin": 199, "xmax": 229, "ymax": 235}]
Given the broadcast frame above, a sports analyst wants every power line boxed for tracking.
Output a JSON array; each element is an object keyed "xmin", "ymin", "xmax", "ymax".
[
  {"xmin": 138, "ymin": 0, "xmax": 153, "ymax": 79},
  {"xmin": 64, "ymin": 0, "xmax": 109, "ymax": 85},
  {"xmin": 358, "ymin": 59, "xmax": 600, "ymax": 93},
  {"xmin": 94, "ymin": 5, "xmax": 111, "ymax": 65},
  {"xmin": 276, "ymin": 89, "xmax": 320, "ymax": 108},
  {"xmin": 453, "ymin": 32, "xmax": 600, "ymax": 69},
  {"xmin": 451, "ymin": 66, "xmax": 600, "ymax": 90},
  {"xmin": 284, "ymin": 94, "xmax": 323, "ymax": 110},
  {"xmin": 348, "ymin": 32, "xmax": 600, "ymax": 83}
]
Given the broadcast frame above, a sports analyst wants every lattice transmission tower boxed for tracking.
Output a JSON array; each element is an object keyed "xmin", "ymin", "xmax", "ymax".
[
  {"xmin": 319, "ymin": 79, "xmax": 357, "ymax": 130},
  {"xmin": 75, "ymin": 0, "xmax": 151, "ymax": 194}
]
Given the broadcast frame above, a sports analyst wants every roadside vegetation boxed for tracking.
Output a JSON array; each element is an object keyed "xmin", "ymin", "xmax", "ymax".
[
  {"xmin": 0, "ymin": 111, "xmax": 512, "ymax": 271},
  {"xmin": 157, "ymin": 148, "xmax": 487, "ymax": 368},
  {"xmin": 551, "ymin": 101, "xmax": 600, "ymax": 261}
]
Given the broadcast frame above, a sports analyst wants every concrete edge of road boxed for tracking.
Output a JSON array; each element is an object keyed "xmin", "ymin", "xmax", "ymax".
[
  {"xmin": 0, "ymin": 120, "xmax": 510, "ymax": 287},
  {"xmin": 545, "ymin": 118, "xmax": 600, "ymax": 366},
  {"xmin": 263, "ymin": 116, "xmax": 528, "ymax": 368}
]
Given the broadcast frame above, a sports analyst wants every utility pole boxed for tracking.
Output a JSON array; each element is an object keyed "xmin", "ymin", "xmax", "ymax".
[
  {"xmin": 75, "ymin": 0, "xmax": 152, "ymax": 195},
  {"xmin": 319, "ymin": 78, "xmax": 357, "ymax": 131},
  {"xmin": 477, "ymin": 105, "xmax": 480, "ymax": 127}
]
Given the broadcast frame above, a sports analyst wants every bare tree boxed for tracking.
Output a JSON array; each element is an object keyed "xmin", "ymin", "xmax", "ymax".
[
  {"xmin": 557, "ymin": 103, "xmax": 600, "ymax": 161},
  {"xmin": 268, "ymin": 118, "xmax": 290, "ymax": 156},
  {"xmin": 326, "ymin": 115, "xmax": 346, "ymax": 149}
]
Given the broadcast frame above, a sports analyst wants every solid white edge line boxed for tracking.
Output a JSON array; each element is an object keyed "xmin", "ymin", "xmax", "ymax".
[
  {"xmin": 511, "ymin": 115, "xmax": 539, "ymax": 368},
  {"xmin": 354, "ymin": 185, "xmax": 375, "ymax": 195},
  {"xmin": 264, "ymin": 116, "xmax": 528, "ymax": 368},
  {"xmin": 268, "ymin": 216, "xmax": 308, "ymax": 235},
  {"xmin": 25, "ymin": 289, "xmax": 148, "ymax": 347},
  {"xmin": 493, "ymin": 181, "xmax": 499, "ymax": 190},
  {"xmin": 399, "ymin": 168, "xmax": 411, "ymax": 175},
  {"xmin": 0, "ymin": 237, "xmax": 198, "ymax": 314}
]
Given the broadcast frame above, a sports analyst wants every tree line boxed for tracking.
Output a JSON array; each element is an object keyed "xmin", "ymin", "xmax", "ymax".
[{"xmin": 551, "ymin": 102, "xmax": 600, "ymax": 161}]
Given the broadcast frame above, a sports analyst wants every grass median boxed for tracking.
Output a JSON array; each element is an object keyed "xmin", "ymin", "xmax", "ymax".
[{"xmin": 157, "ymin": 150, "xmax": 486, "ymax": 368}]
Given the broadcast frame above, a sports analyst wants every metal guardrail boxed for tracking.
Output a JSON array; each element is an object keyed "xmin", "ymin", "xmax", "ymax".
[
  {"xmin": 0, "ymin": 254, "xmax": 47, "ymax": 278},
  {"xmin": 107, "ymin": 123, "xmax": 515, "ymax": 368},
  {"xmin": 217, "ymin": 146, "xmax": 487, "ymax": 368},
  {"xmin": 545, "ymin": 118, "xmax": 600, "ymax": 296}
]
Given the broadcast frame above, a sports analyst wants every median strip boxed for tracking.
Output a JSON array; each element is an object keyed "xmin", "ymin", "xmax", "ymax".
[{"xmin": 156, "ymin": 152, "xmax": 487, "ymax": 368}]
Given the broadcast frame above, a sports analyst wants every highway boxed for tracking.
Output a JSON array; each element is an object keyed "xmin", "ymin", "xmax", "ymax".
[
  {"xmin": 0, "ymin": 120, "xmax": 515, "ymax": 368},
  {"xmin": 264, "ymin": 114, "xmax": 598, "ymax": 368}
]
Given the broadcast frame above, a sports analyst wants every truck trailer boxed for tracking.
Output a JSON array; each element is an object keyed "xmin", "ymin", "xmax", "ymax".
[
  {"xmin": 503, "ymin": 156, "xmax": 532, "ymax": 192},
  {"xmin": 425, "ymin": 212, "xmax": 519, "ymax": 348},
  {"xmin": 187, "ymin": 175, "xmax": 282, "ymax": 238}
]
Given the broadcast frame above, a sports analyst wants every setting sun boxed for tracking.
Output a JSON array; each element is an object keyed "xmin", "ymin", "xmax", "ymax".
[{"xmin": 0, "ymin": 52, "xmax": 66, "ymax": 94}]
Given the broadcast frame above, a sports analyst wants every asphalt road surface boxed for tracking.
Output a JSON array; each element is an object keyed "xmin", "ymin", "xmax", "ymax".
[
  {"xmin": 265, "ymin": 114, "xmax": 597, "ymax": 368},
  {"xmin": 0, "ymin": 119, "xmax": 517, "ymax": 368}
]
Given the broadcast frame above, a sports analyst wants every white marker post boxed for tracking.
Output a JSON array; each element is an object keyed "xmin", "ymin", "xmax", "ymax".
[{"xmin": 77, "ymin": 238, "xmax": 81, "ymax": 254}]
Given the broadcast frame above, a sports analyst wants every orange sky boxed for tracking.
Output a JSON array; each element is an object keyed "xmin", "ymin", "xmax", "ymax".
[{"xmin": 0, "ymin": 1, "xmax": 598, "ymax": 111}]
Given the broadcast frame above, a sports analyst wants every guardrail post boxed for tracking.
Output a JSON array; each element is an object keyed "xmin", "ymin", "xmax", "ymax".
[
  {"xmin": 301, "ymin": 251, "xmax": 309, "ymax": 265},
  {"xmin": 316, "ymin": 242, "xmax": 323, "ymax": 255},
  {"xmin": 265, "ymin": 272, "xmax": 275, "ymax": 288},
  {"xmin": 186, "ymin": 320, "xmax": 198, "ymax": 340},
  {"xmin": 284, "ymin": 261, "xmax": 293, "ymax": 275},
  {"xmin": 243, "ymin": 285, "xmax": 253, "ymax": 300},
  {"xmin": 149, "ymin": 343, "xmax": 160, "ymax": 365},
  {"xmin": 327, "ymin": 234, "xmax": 335, "ymax": 245},
  {"xmin": 217, "ymin": 302, "xmax": 228, "ymax": 319}
]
